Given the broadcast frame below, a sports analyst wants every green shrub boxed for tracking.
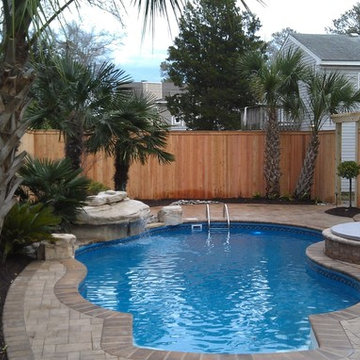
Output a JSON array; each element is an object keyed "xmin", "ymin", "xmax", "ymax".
[
  {"xmin": 18, "ymin": 157, "xmax": 91, "ymax": 228},
  {"xmin": 280, "ymin": 193, "xmax": 294, "ymax": 201},
  {"xmin": 0, "ymin": 202, "xmax": 61, "ymax": 261},
  {"xmin": 337, "ymin": 161, "xmax": 360, "ymax": 208},
  {"xmin": 87, "ymin": 180, "xmax": 109, "ymax": 195},
  {"xmin": 338, "ymin": 161, "xmax": 360, "ymax": 180}
]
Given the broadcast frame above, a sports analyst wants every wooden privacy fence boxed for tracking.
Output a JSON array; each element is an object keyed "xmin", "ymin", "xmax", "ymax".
[{"xmin": 20, "ymin": 130, "xmax": 336, "ymax": 203}]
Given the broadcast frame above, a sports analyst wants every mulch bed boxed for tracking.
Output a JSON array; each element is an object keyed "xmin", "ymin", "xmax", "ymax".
[
  {"xmin": 0, "ymin": 255, "xmax": 32, "ymax": 360},
  {"xmin": 325, "ymin": 206, "xmax": 360, "ymax": 218}
]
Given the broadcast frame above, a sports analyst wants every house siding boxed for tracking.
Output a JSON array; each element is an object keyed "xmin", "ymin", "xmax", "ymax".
[
  {"xmin": 280, "ymin": 35, "xmax": 360, "ymax": 192},
  {"xmin": 127, "ymin": 81, "xmax": 187, "ymax": 130}
]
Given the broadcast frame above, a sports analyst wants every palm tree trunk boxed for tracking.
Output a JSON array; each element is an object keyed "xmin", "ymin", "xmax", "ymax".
[
  {"xmin": 64, "ymin": 117, "xmax": 84, "ymax": 170},
  {"xmin": 264, "ymin": 109, "xmax": 281, "ymax": 198},
  {"xmin": 114, "ymin": 150, "xmax": 130, "ymax": 191},
  {"xmin": 294, "ymin": 131, "xmax": 320, "ymax": 199},
  {"xmin": 0, "ymin": 64, "xmax": 35, "ymax": 237}
]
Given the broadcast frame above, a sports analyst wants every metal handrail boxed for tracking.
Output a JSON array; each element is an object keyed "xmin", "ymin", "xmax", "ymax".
[
  {"xmin": 223, "ymin": 203, "xmax": 230, "ymax": 228},
  {"xmin": 206, "ymin": 204, "xmax": 211, "ymax": 228}
]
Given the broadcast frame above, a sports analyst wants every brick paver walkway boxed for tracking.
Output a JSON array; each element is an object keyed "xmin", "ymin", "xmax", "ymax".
[{"xmin": 4, "ymin": 204, "xmax": 360, "ymax": 360}]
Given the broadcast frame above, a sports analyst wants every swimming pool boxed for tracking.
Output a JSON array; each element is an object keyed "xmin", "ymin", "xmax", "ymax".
[{"xmin": 76, "ymin": 223, "xmax": 360, "ymax": 354}]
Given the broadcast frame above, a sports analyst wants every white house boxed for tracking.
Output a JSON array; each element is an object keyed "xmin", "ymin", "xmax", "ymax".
[
  {"xmin": 281, "ymin": 33, "xmax": 360, "ymax": 162},
  {"xmin": 126, "ymin": 81, "xmax": 187, "ymax": 130}
]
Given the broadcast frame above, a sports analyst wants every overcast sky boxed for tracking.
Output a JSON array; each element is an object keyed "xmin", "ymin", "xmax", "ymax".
[{"xmin": 79, "ymin": 0, "xmax": 360, "ymax": 82}]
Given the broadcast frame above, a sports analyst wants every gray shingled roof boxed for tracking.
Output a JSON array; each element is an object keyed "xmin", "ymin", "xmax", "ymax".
[{"xmin": 291, "ymin": 33, "xmax": 360, "ymax": 61}]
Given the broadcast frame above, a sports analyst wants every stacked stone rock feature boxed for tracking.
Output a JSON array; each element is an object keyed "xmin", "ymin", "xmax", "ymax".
[
  {"xmin": 158, "ymin": 205, "xmax": 183, "ymax": 225},
  {"xmin": 85, "ymin": 190, "xmax": 128, "ymax": 206},
  {"xmin": 71, "ymin": 190, "xmax": 151, "ymax": 243},
  {"xmin": 37, "ymin": 234, "xmax": 77, "ymax": 260}
]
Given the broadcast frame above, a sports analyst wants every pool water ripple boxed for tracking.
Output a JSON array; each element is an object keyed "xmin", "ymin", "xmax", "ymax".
[{"xmin": 77, "ymin": 224, "xmax": 360, "ymax": 354}]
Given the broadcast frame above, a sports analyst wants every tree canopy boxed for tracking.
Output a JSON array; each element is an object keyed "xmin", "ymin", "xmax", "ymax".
[
  {"xmin": 163, "ymin": 0, "xmax": 265, "ymax": 130},
  {"xmin": 266, "ymin": 27, "xmax": 297, "ymax": 58},
  {"xmin": 53, "ymin": 21, "xmax": 122, "ymax": 66},
  {"xmin": 327, "ymin": 2, "xmax": 360, "ymax": 35}
]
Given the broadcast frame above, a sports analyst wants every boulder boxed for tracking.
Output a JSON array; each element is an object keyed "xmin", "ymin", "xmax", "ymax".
[
  {"xmin": 86, "ymin": 190, "xmax": 128, "ymax": 206},
  {"xmin": 158, "ymin": 205, "xmax": 183, "ymax": 225},
  {"xmin": 72, "ymin": 198, "xmax": 150, "ymax": 243},
  {"xmin": 37, "ymin": 233, "xmax": 76, "ymax": 260},
  {"xmin": 75, "ymin": 199, "xmax": 150, "ymax": 225}
]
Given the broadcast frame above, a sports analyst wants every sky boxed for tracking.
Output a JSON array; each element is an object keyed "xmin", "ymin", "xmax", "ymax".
[{"xmin": 78, "ymin": 0, "xmax": 360, "ymax": 82}]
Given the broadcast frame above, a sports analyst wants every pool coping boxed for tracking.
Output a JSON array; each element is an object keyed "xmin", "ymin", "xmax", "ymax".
[
  {"xmin": 58, "ymin": 226, "xmax": 360, "ymax": 359},
  {"xmin": 5, "ymin": 220, "xmax": 360, "ymax": 360}
]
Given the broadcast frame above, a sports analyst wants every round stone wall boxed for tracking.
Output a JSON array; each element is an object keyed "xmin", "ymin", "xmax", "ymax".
[{"xmin": 323, "ymin": 228, "xmax": 360, "ymax": 264}]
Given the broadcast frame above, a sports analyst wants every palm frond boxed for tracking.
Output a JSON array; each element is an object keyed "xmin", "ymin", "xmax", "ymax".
[
  {"xmin": 1, "ymin": 202, "xmax": 61, "ymax": 260},
  {"xmin": 18, "ymin": 156, "xmax": 90, "ymax": 228},
  {"xmin": 303, "ymin": 70, "xmax": 360, "ymax": 131}
]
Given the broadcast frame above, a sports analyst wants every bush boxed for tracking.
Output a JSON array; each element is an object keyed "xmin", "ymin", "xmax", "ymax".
[
  {"xmin": 338, "ymin": 161, "xmax": 360, "ymax": 179},
  {"xmin": 87, "ymin": 180, "xmax": 109, "ymax": 195},
  {"xmin": 18, "ymin": 157, "xmax": 91, "ymax": 228},
  {"xmin": 0, "ymin": 202, "xmax": 61, "ymax": 261},
  {"xmin": 337, "ymin": 161, "xmax": 360, "ymax": 208}
]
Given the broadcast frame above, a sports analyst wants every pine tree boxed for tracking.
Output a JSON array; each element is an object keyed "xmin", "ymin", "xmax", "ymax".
[{"xmin": 164, "ymin": 0, "xmax": 265, "ymax": 130}]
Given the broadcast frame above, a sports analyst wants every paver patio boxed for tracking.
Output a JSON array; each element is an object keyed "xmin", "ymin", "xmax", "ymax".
[{"xmin": 4, "ymin": 203, "xmax": 360, "ymax": 360}]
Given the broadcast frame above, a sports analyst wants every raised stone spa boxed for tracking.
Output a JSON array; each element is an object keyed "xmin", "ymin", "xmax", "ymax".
[{"xmin": 323, "ymin": 222, "xmax": 360, "ymax": 264}]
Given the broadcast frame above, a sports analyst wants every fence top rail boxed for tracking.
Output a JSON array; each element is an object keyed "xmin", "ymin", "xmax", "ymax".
[
  {"xmin": 168, "ymin": 130, "xmax": 335, "ymax": 135},
  {"xmin": 25, "ymin": 130, "xmax": 336, "ymax": 136}
]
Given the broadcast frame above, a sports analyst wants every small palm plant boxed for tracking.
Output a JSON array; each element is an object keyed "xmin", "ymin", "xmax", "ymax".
[
  {"xmin": 0, "ymin": 203, "xmax": 61, "ymax": 261},
  {"xmin": 18, "ymin": 157, "xmax": 90, "ymax": 228},
  {"xmin": 338, "ymin": 161, "xmax": 360, "ymax": 208}
]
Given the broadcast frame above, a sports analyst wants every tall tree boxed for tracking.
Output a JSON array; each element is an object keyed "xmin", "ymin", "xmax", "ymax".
[
  {"xmin": 0, "ymin": 0, "xmax": 183, "ymax": 238},
  {"xmin": 293, "ymin": 71, "xmax": 360, "ymax": 199},
  {"xmin": 164, "ymin": 0, "xmax": 265, "ymax": 130},
  {"xmin": 54, "ymin": 21, "xmax": 122, "ymax": 66},
  {"xmin": 86, "ymin": 94, "xmax": 174, "ymax": 191},
  {"xmin": 266, "ymin": 27, "xmax": 297, "ymax": 58},
  {"xmin": 327, "ymin": 2, "xmax": 360, "ymax": 35},
  {"xmin": 240, "ymin": 49, "xmax": 307, "ymax": 198}
]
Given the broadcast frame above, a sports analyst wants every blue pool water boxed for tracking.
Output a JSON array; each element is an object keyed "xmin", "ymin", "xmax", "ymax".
[{"xmin": 76, "ymin": 223, "xmax": 360, "ymax": 354}]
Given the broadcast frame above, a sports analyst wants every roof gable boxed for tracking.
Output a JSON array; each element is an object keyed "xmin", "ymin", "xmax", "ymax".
[{"xmin": 287, "ymin": 34, "xmax": 360, "ymax": 62}]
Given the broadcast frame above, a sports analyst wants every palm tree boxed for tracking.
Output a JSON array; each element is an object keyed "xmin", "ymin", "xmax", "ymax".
[
  {"xmin": 239, "ymin": 49, "xmax": 307, "ymax": 198},
  {"xmin": 86, "ymin": 94, "xmax": 175, "ymax": 191},
  {"xmin": 0, "ymin": 0, "xmax": 184, "ymax": 240},
  {"xmin": 293, "ymin": 71, "xmax": 360, "ymax": 199},
  {"xmin": 27, "ymin": 54, "xmax": 131, "ymax": 169}
]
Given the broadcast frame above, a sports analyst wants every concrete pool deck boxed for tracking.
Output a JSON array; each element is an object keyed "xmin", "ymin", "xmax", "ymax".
[{"xmin": 4, "ymin": 203, "xmax": 360, "ymax": 360}]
